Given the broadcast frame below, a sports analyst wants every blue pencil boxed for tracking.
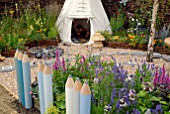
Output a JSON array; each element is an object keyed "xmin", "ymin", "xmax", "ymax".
[
  {"xmin": 43, "ymin": 64, "xmax": 53, "ymax": 113},
  {"xmin": 18, "ymin": 51, "xmax": 25, "ymax": 106},
  {"xmin": 37, "ymin": 61, "xmax": 45, "ymax": 114},
  {"xmin": 14, "ymin": 49, "xmax": 22, "ymax": 102},
  {"xmin": 80, "ymin": 81, "xmax": 91, "ymax": 114},
  {"xmin": 22, "ymin": 53, "xmax": 32, "ymax": 109}
]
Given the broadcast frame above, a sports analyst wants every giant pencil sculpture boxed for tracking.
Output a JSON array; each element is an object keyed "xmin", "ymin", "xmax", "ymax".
[
  {"xmin": 80, "ymin": 81, "xmax": 91, "ymax": 114},
  {"xmin": 22, "ymin": 53, "xmax": 32, "ymax": 109},
  {"xmin": 37, "ymin": 61, "xmax": 45, "ymax": 114},
  {"xmin": 43, "ymin": 64, "xmax": 53, "ymax": 113},
  {"xmin": 18, "ymin": 51, "xmax": 25, "ymax": 106},
  {"xmin": 14, "ymin": 49, "xmax": 21, "ymax": 102},
  {"xmin": 65, "ymin": 75, "xmax": 74, "ymax": 114},
  {"xmin": 73, "ymin": 77, "xmax": 82, "ymax": 114}
]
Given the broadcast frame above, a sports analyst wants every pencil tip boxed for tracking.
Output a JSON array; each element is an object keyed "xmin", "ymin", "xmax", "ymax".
[
  {"xmin": 69, "ymin": 74, "xmax": 72, "ymax": 78},
  {"xmin": 76, "ymin": 77, "xmax": 80, "ymax": 81},
  {"xmin": 84, "ymin": 80, "xmax": 88, "ymax": 84}
]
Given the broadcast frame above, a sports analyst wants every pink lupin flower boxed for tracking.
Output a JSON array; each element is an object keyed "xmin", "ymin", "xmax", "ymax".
[
  {"xmin": 81, "ymin": 55, "xmax": 86, "ymax": 63},
  {"xmin": 153, "ymin": 68, "xmax": 159, "ymax": 86},
  {"xmin": 29, "ymin": 91, "xmax": 33, "ymax": 95},
  {"xmin": 160, "ymin": 65, "xmax": 166, "ymax": 84},
  {"xmin": 62, "ymin": 58, "xmax": 66, "ymax": 72},
  {"xmin": 167, "ymin": 75, "xmax": 170, "ymax": 89}
]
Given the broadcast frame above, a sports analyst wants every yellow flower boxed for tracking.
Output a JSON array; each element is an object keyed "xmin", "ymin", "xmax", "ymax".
[
  {"xmin": 9, "ymin": 10, "xmax": 15, "ymax": 15},
  {"xmin": 128, "ymin": 34, "xmax": 135, "ymax": 39},
  {"xmin": 159, "ymin": 40, "xmax": 162, "ymax": 43},
  {"xmin": 37, "ymin": 30, "xmax": 42, "ymax": 33},
  {"xmin": 153, "ymin": 39, "xmax": 157, "ymax": 45},
  {"xmin": 113, "ymin": 36, "xmax": 120, "ymax": 40},
  {"xmin": 19, "ymin": 38, "xmax": 24, "ymax": 42}
]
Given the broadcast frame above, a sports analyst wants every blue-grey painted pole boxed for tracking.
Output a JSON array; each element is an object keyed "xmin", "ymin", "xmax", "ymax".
[
  {"xmin": 80, "ymin": 81, "xmax": 91, "ymax": 114},
  {"xmin": 22, "ymin": 53, "xmax": 32, "ymax": 109},
  {"xmin": 43, "ymin": 64, "xmax": 53, "ymax": 113},
  {"xmin": 18, "ymin": 51, "xmax": 25, "ymax": 106},
  {"xmin": 14, "ymin": 49, "xmax": 22, "ymax": 102},
  {"xmin": 37, "ymin": 61, "xmax": 45, "ymax": 114}
]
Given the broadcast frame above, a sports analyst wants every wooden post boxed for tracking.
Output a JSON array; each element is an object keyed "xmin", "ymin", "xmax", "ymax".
[
  {"xmin": 43, "ymin": 64, "xmax": 53, "ymax": 113},
  {"xmin": 18, "ymin": 51, "xmax": 25, "ymax": 106},
  {"xmin": 14, "ymin": 49, "xmax": 22, "ymax": 102},
  {"xmin": 80, "ymin": 81, "xmax": 91, "ymax": 114},
  {"xmin": 37, "ymin": 61, "xmax": 45, "ymax": 114},
  {"xmin": 22, "ymin": 52, "xmax": 33, "ymax": 109},
  {"xmin": 146, "ymin": 0, "xmax": 159, "ymax": 62},
  {"xmin": 65, "ymin": 75, "xmax": 74, "ymax": 114},
  {"xmin": 73, "ymin": 77, "xmax": 82, "ymax": 114}
]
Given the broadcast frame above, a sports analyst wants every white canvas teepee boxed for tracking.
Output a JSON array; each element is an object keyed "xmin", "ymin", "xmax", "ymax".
[{"xmin": 56, "ymin": 0, "xmax": 111, "ymax": 44}]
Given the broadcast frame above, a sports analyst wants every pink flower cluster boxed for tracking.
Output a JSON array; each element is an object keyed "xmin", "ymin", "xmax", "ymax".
[
  {"xmin": 53, "ymin": 49, "xmax": 66, "ymax": 71},
  {"xmin": 153, "ymin": 65, "xmax": 170, "ymax": 89}
]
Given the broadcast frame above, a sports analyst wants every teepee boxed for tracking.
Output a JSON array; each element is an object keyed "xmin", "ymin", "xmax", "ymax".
[{"xmin": 56, "ymin": 0, "xmax": 111, "ymax": 44}]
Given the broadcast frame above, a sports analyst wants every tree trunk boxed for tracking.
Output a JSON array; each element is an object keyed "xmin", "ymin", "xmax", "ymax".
[{"xmin": 146, "ymin": 0, "xmax": 159, "ymax": 62}]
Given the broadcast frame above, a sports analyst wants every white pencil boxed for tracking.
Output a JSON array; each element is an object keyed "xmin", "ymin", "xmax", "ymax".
[
  {"xmin": 43, "ymin": 64, "xmax": 53, "ymax": 113},
  {"xmin": 73, "ymin": 77, "xmax": 82, "ymax": 114},
  {"xmin": 65, "ymin": 75, "xmax": 74, "ymax": 114},
  {"xmin": 80, "ymin": 80, "xmax": 91, "ymax": 114},
  {"xmin": 37, "ymin": 61, "xmax": 45, "ymax": 114},
  {"xmin": 22, "ymin": 52, "xmax": 32, "ymax": 109}
]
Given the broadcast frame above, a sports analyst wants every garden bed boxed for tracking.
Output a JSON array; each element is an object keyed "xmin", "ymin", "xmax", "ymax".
[
  {"xmin": 103, "ymin": 41, "xmax": 170, "ymax": 55},
  {"xmin": 0, "ymin": 39, "xmax": 60, "ymax": 57}
]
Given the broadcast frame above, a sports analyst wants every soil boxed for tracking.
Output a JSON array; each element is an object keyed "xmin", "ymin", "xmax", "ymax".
[{"xmin": 0, "ymin": 84, "xmax": 40, "ymax": 114}]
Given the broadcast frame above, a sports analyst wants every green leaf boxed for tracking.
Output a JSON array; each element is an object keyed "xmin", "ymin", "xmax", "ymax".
[
  {"xmin": 138, "ymin": 90, "xmax": 147, "ymax": 97},
  {"xmin": 164, "ymin": 112, "xmax": 170, "ymax": 114},
  {"xmin": 139, "ymin": 106, "xmax": 147, "ymax": 112},
  {"xmin": 159, "ymin": 101, "xmax": 168, "ymax": 105},
  {"xmin": 162, "ymin": 105, "xmax": 169, "ymax": 111},
  {"xmin": 148, "ymin": 96, "xmax": 161, "ymax": 102},
  {"xmin": 59, "ymin": 104, "xmax": 65, "ymax": 109}
]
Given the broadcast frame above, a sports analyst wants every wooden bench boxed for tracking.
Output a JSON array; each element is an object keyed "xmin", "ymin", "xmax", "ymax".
[{"xmin": 164, "ymin": 37, "xmax": 170, "ymax": 48}]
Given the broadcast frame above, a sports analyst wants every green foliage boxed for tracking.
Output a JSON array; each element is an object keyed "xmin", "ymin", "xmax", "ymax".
[
  {"xmin": 110, "ymin": 12, "xmax": 126, "ymax": 37},
  {"xmin": 0, "ymin": 1, "xmax": 59, "ymax": 52}
]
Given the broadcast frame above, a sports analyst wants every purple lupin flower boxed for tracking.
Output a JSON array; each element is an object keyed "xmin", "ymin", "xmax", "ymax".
[
  {"xmin": 111, "ymin": 89, "xmax": 117, "ymax": 104},
  {"xmin": 153, "ymin": 68, "xmax": 159, "ymax": 86},
  {"xmin": 160, "ymin": 65, "xmax": 166, "ymax": 84},
  {"xmin": 155, "ymin": 104, "xmax": 163, "ymax": 113}
]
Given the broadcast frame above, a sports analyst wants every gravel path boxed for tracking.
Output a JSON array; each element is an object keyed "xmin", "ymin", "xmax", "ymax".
[{"xmin": 0, "ymin": 43, "xmax": 170, "ymax": 113}]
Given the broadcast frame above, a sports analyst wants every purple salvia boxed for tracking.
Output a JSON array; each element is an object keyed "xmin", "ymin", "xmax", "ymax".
[
  {"xmin": 160, "ymin": 65, "xmax": 166, "ymax": 84},
  {"xmin": 153, "ymin": 68, "xmax": 159, "ymax": 86}
]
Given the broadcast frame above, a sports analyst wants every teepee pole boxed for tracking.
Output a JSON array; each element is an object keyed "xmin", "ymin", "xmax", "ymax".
[{"xmin": 146, "ymin": 0, "xmax": 159, "ymax": 62}]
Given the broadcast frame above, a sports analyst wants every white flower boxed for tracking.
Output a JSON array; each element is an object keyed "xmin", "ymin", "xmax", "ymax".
[
  {"xmin": 119, "ymin": 0, "xmax": 128, "ymax": 6},
  {"xmin": 132, "ymin": 18, "xmax": 135, "ymax": 21},
  {"xmin": 93, "ymin": 77, "xmax": 99, "ymax": 84},
  {"xmin": 138, "ymin": 23, "xmax": 141, "ymax": 26},
  {"xmin": 136, "ymin": 19, "xmax": 139, "ymax": 22},
  {"xmin": 125, "ymin": 76, "xmax": 132, "ymax": 82},
  {"xmin": 120, "ymin": 102, "xmax": 128, "ymax": 107}
]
